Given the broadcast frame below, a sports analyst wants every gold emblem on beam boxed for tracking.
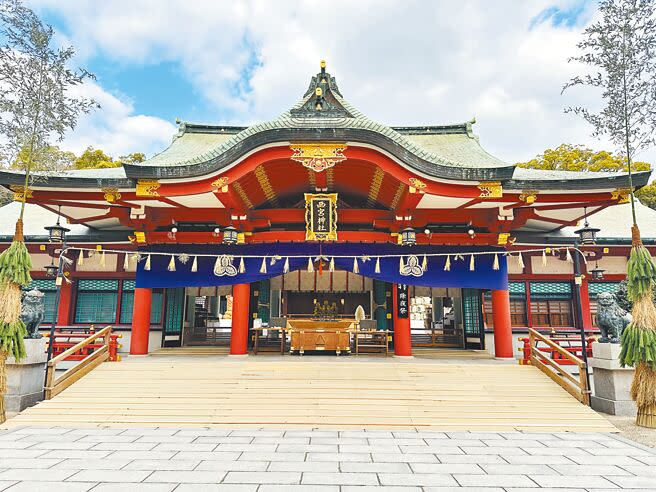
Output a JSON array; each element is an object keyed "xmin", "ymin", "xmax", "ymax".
[
  {"xmin": 408, "ymin": 177, "xmax": 427, "ymax": 193},
  {"xmin": 102, "ymin": 187, "xmax": 121, "ymax": 203},
  {"xmin": 611, "ymin": 188, "xmax": 631, "ymax": 204},
  {"xmin": 10, "ymin": 185, "xmax": 32, "ymax": 201},
  {"xmin": 478, "ymin": 181, "xmax": 503, "ymax": 199},
  {"xmin": 497, "ymin": 233, "xmax": 510, "ymax": 245},
  {"xmin": 519, "ymin": 189, "xmax": 538, "ymax": 204},
  {"xmin": 133, "ymin": 231, "xmax": 146, "ymax": 243},
  {"xmin": 136, "ymin": 179, "xmax": 160, "ymax": 197},
  {"xmin": 290, "ymin": 143, "xmax": 347, "ymax": 172},
  {"xmin": 211, "ymin": 176, "xmax": 229, "ymax": 193}
]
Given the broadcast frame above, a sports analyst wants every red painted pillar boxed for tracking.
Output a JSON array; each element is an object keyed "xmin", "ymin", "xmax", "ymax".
[
  {"xmin": 579, "ymin": 279, "xmax": 593, "ymax": 330},
  {"xmin": 130, "ymin": 288, "xmax": 152, "ymax": 355},
  {"xmin": 492, "ymin": 289, "xmax": 513, "ymax": 358},
  {"xmin": 57, "ymin": 278, "xmax": 73, "ymax": 326},
  {"xmin": 230, "ymin": 283, "xmax": 250, "ymax": 355},
  {"xmin": 392, "ymin": 283, "xmax": 412, "ymax": 357}
]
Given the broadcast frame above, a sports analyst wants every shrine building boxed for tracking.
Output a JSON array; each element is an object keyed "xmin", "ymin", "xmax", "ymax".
[{"xmin": 0, "ymin": 62, "xmax": 652, "ymax": 358}]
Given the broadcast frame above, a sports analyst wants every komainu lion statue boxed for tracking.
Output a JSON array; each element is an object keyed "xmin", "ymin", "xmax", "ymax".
[
  {"xmin": 20, "ymin": 289, "xmax": 45, "ymax": 339},
  {"xmin": 595, "ymin": 291, "xmax": 631, "ymax": 343}
]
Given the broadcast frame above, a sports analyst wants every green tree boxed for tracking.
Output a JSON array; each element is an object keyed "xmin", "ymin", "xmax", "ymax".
[
  {"xmin": 562, "ymin": 0, "xmax": 656, "ymax": 428},
  {"xmin": 119, "ymin": 152, "xmax": 145, "ymax": 164},
  {"xmin": 10, "ymin": 145, "xmax": 75, "ymax": 172},
  {"xmin": 73, "ymin": 146, "xmax": 120, "ymax": 169},
  {"xmin": 0, "ymin": 0, "xmax": 97, "ymax": 423},
  {"xmin": 517, "ymin": 144, "xmax": 650, "ymax": 173},
  {"xmin": 516, "ymin": 144, "xmax": 656, "ymax": 210}
]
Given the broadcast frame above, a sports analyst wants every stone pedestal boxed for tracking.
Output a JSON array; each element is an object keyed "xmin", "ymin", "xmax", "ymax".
[
  {"xmin": 6, "ymin": 338, "xmax": 47, "ymax": 413},
  {"xmin": 590, "ymin": 342, "xmax": 636, "ymax": 416}
]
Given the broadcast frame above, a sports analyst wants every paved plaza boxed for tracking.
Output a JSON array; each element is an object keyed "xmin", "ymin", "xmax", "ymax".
[{"xmin": 0, "ymin": 427, "xmax": 654, "ymax": 491}]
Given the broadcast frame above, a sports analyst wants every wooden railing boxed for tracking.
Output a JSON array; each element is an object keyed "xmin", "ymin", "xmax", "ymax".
[
  {"xmin": 528, "ymin": 328, "xmax": 590, "ymax": 405},
  {"xmin": 44, "ymin": 326, "xmax": 112, "ymax": 400}
]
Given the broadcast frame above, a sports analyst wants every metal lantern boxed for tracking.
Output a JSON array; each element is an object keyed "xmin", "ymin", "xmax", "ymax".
[
  {"xmin": 401, "ymin": 227, "xmax": 416, "ymax": 246},
  {"xmin": 222, "ymin": 225, "xmax": 239, "ymax": 245},
  {"xmin": 590, "ymin": 262, "xmax": 605, "ymax": 280},
  {"xmin": 44, "ymin": 259, "xmax": 58, "ymax": 278},
  {"xmin": 575, "ymin": 209, "xmax": 600, "ymax": 245},
  {"xmin": 44, "ymin": 215, "xmax": 70, "ymax": 243}
]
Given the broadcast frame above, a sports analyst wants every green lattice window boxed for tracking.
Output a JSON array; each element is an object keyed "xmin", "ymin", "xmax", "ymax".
[
  {"xmin": 23, "ymin": 279, "xmax": 57, "ymax": 323},
  {"xmin": 588, "ymin": 282, "xmax": 621, "ymax": 298},
  {"xmin": 119, "ymin": 286, "xmax": 164, "ymax": 325},
  {"xmin": 74, "ymin": 280, "xmax": 118, "ymax": 324},
  {"xmin": 529, "ymin": 281, "xmax": 572, "ymax": 299},
  {"xmin": 508, "ymin": 282, "xmax": 526, "ymax": 296}
]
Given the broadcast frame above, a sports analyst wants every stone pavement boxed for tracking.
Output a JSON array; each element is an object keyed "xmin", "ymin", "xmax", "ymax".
[{"xmin": 0, "ymin": 427, "xmax": 654, "ymax": 491}]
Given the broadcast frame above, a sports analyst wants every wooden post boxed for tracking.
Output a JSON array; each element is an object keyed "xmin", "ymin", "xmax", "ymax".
[
  {"xmin": 230, "ymin": 283, "xmax": 250, "ymax": 356},
  {"xmin": 130, "ymin": 288, "xmax": 152, "ymax": 355},
  {"xmin": 392, "ymin": 284, "xmax": 412, "ymax": 357},
  {"xmin": 492, "ymin": 289, "xmax": 513, "ymax": 359}
]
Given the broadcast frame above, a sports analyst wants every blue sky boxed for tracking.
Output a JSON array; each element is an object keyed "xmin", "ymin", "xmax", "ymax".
[{"xmin": 28, "ymin": 0, "xmax": 653, "ymax": 165}]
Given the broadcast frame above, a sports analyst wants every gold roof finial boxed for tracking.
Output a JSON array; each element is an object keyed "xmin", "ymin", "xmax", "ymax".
[
  {"xmin": 315, "ymin": 87, "xmax": 323, "ymax": 97},
  {"xmin": 320, "ymin": 59, "xmax": 326, "ymax": 69}
]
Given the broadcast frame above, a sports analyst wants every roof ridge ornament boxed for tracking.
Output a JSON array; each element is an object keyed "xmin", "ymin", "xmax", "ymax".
[{"xmin": 291, "ymin": 60, "xmax": 352, "ymax": 118}]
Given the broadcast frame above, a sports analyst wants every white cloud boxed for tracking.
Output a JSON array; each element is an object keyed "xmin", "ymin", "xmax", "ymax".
[
  {"xmin": 63, "ymin": 81, "xmax": 176, "ymax": 158},
  {"xmin": 30, "ymin": 0, "xmax": 656, "ymax": 164}
]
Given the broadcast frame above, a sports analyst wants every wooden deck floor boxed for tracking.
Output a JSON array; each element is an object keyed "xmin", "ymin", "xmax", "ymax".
[{"xmin": 5, "ymin": 355, "xmax": 615, "ymax": 432}]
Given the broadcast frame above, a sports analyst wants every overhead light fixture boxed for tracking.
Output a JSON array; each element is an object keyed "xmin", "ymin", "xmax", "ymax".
[
  {"xmin": 590, "ymin": 261, "xmax": 605, "ymax": 280},
  {"xmin": 44, "ymin": 258, "xmax": 58, "ymax": 278},
  {"xmin": 401, "ymin": 227, "xmax": 416, "ymax": 246},
  {"xmin": 575, "ymin": 208, "xmax": 600, "ymax": 245},
  {"xmin": 222, "ymin": 224, "xmax": 239, "ymax": 245},
  {"xmin": 44, "ymin": 207, "xmax": 70, "ymax": 243}
]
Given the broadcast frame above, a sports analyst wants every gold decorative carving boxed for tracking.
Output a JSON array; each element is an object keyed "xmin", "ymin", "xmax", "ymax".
[
  {"xmin": 478, "ymin": 181, "xmax": 503, "ymax": 198},
  {"xmin": 233, "ymin": 181, "xmax": 254, "ymax": 209},
  {"xmin": 134, "ymin": 231, "xmax": 146, "ymax": 243},
  {"xmin": 136, "ymin": 179, "xmax": 160, "ymax": 197},
  {"xmin": 390, "ymin": 183, "xmax": 406, "ymax": 210},
  {"xmin": 409, "ymin": 177, "xmax": 427, "ymax": 192},
  {"xmin": 367, "ymin": 167, "xmax": 385, "ymax": 206},
  {"xmin": 290, "ymin": 143, "xmax": 347, "ymax": 172},
  {"xmin": 497, "ymin": 233, "xmax": 510, "ymax": 245},
  {"xmin": 102, "ymin": 187, "xmax": 121, "ymax": 203},
  {"xmin": 10, "ymin": 185, "xmax": 32, "ymax": 201},
  {"xmin": 611, "ymin": 188, "xmax": 631, "ymax": 204},
  {"xmin": 305, "ymin": 193, "xmax": 338, "ymax": 241},
  {"xmin": 211, "ymin": 176, "xmax": 229, "ymax": 192},
  {"xmin": 254, "ymin": 165, "xmax": 277, "ymax": 205},
  {"xmin": 519, "ymin": 190, "xmax": 538, "ymax": 204}
]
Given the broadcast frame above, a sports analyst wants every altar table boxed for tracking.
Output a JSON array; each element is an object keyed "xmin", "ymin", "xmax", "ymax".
[{"xmin": 287, "ymin": 319, "xmax": 354, "ymax": 355}]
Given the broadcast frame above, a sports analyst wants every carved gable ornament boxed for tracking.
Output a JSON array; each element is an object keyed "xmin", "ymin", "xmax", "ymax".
[{"xmin": 290, "ymin": 143, "xmax": 347, "ymax": 173}]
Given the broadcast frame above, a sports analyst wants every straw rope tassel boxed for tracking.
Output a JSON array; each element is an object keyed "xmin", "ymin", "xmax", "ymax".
[
  {"xmin": 191, "ymin": 256, "xmax": 198, "ymax": 272},
  {"xmin": 260, "ymin": 257, "xmax": 267, "ymax": 274},
  {"xmin": 144, "ymin": 255, "xmax": 151, "ymax": 271},
  {"xmin": 123, "ymin": 254, "xmax": 129, "ymax": 270},
  {"xmin": 517, "ymin": 252, "xmax": 524, "ymax": 270},
  {"xmin": 213, "ymin": 256, "xmax": 221, "ymax": 272},
  {"xmin": 444, "ymin": 255, "xmax": 451, "ymax": 271},
  {"xmin": 100, "ymin": 251, "xmax": 106, "ymax": 268},
  {"xmin": 421, "ymin": 254, "xmax": 428, "ymax": 272},
  {"xmin": 329, "ymin": 257, "xmax": 335, "ymax": 272},
  {"xmin": 77, "ymin": 249, "xmax": 84, "ymax": 266},
  {"xmin": 542, "ymin": 249, "xmax": 548, "ymax": 267},
  {"xmin": 375, "ymin": 257, "xmax": 380, "ymax": 274},
  {"xmin": 307, "ymin": 257, "xmax": 314, "ymax": 273},
  {"xmin": 566, "ymin": 248, "xmax": 573, "ymax": 263},
  {"xmin": 353, "ymin": 257, "xmax": 359, "ymax": 274},
  {"xmin": 493, "ymin": 253, "xmax": 499, "ymax": 271},
  {"xmin": 167, "ymin": 256, "xmax": 176, "ymax": 272},
  {"xmin": 239, "ymin": 257, "xmax": 246, "ymax": 273},
  {"xmin": 283, "ymin": 257, "xmax": 289, "ymax": 273},
  {"xmin": 469, "ymin": 254, "xmax": 475, "ymax": 271},
  {"xmin": 399, "ymin": 256, "xmax": 405, "ymax": 273}
]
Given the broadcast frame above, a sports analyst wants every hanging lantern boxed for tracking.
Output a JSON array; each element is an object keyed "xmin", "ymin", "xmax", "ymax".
[
  {"xmin": 590, "ymin": 262, "xmax": 605, "ymax": 280},
  {"xmin": 222, "ymin": 225, "xmax": 239, "ymax": 245},
  {"xmin": 44, "ymin": 214, "xmax": 70, "ymax": 243},
  {"xmin": 400, "ymin": 227, "xmax": 416, "ymax": 246},
  {"xmin": 44, "ymin": 258, "xmax": 58, "ymax": 278},
  {"xmin": 574, "ymin": 212, "xmax": 600, "ymax": 245}
]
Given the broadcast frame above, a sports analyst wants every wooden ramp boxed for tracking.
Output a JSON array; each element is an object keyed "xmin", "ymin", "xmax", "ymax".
[{"xmin": 4, "ymin": 355, "xmax": 615, "ymax": 432}]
